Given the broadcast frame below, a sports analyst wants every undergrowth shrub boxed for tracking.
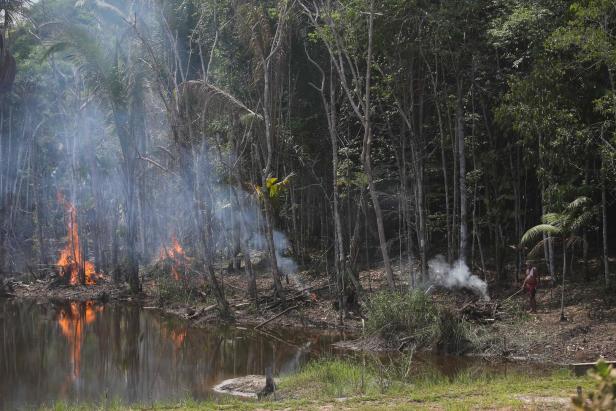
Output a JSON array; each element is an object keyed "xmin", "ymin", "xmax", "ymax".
[
  {"xmin": 366, "ymin": 291, "xmax": 476, "ymax": 354},
  {"xmin": 151, "ymin": 265, "xmax": 202, "ymax": 305},
  {"xmin": 366, "ymin": 290, "xmax": 438, "ymax": 342},
  {"xmin": 572, "ymin": 360, "xmax": 616, "ymax": 410},
  {"xmin": 436, "ymin": 309, "xmax": 473, "ymax": 354}
]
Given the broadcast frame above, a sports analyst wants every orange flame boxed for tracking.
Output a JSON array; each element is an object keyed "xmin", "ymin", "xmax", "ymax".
[
  {"xmin": 159, "ymin": 324, "xmax": 187, "ymax": 350},
  {"xmin": 56, "ymin": 193, "xmax": 98, "ymax": 285},
  {"xmin": 171, "ymin": 328, "xmax": 187, "ymax": 349},
  {"xmin": 57, "ymin": 302, "xmax": 103, "ymax": 380},
  {"xmin": 158, "ymin": 234, "xmax": 188, "ymax": 281}
]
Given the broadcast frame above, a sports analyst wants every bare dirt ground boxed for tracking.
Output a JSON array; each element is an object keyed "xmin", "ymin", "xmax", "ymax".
[
  {"xmin": 488, "ymin": 285, "xmax": 616, "ymax": 364},
  {"xmin": 4, "ymin": 263, "xmax": 616, "ymax": 364}
]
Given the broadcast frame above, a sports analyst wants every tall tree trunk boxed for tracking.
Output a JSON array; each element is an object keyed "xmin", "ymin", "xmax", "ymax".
[
  {"xmin": 363, "ymin": 128, "xmax": 395, "ymax": 291},
  {"xmin": 560, "ymin": 238, "xmax": 567, "ymax": 321},
  {"xmin": 362, "ymin": 1, "xmax": 395, "ymax": 291},
  {"xmin": 125, "ymin": 174, "xmax": 141, "ymax": 293},
  {"xmin": 111, "ymin": 203, "xmax": 120, "ymax": 282},
  {"xmin": 426, "ymin": 52, "xmax": 452, "ymax": 264},
  {"xmin": 229, "ymin": 158, "xmax": 258, "ymax": 302},
  {"xmin": 456, "ymin": 81, "xmax": 468, "ymax": 263},
  {"xmin": 259, "ymin": 11, "xmax": 286, "ymax": 302},
  {"xmin": 415, "ymin": 160, "xmax": 428, "ymax": 281},
  {"xmin": 34, "ymin": 144, "xmax": 47, "ymax": 267},
  {"xmin": 602, "ymin": 161, "xmax": 610, "ymax": 288}
]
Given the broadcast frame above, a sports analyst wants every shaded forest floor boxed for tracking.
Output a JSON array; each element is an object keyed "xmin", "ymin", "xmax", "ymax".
[{"xmin": 5, "ymin": 261, "xmax": 616, "ymax": 364}]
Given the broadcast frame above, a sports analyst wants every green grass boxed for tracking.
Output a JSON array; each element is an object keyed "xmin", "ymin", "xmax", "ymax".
[{"xmin": 40, "ymin": 359, "xmax": 594, "ymax": 410}]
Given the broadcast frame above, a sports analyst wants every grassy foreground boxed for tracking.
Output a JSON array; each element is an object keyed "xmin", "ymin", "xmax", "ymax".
[{"xmin": 44, "ymin": 359, "xmax": 593, "ymax": 410}]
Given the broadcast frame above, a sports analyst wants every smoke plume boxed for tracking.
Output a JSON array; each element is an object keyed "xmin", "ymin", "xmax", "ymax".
[{"xmin": 428, "ymin": 255, "xmax": 489, "ymax": 300}]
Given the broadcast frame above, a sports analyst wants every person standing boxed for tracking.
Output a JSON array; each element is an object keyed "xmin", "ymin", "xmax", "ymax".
[{"xmin": 522, "ymin": 261, "xmax": 539, "ymax": 313}]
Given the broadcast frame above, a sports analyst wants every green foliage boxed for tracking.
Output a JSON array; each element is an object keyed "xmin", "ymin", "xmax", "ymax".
[
  {"xmin": 366, "ymin": 290, "xmax": 438, "ymax": 342},
  {"xmin": 280, "ymin": 358, "xmax": 373, "ymax": 398},
  {"xmin": 0, "ymin": 0, "xmax": 31, "ymax": 28},
  {"xmin": 366, "ymin": 291, "xmax": 475, "ymax": 354},
  {"xmin": 254, "ymin": 174, "xmax": 293, "ymax": 201},
  {"xmin": 521, "ymin": 196, "xmax": 596, "ymax": 256},
  {"xmin": 572, "ymin": 360, "xmax": 616, "ymax": 410},
  {"xmin": 488, "ymin": 3, "xmax": 553, "ymax": 67},
  {"xmin": 436, "ymin": 309, "xmax": 474, "ymax": 355}
]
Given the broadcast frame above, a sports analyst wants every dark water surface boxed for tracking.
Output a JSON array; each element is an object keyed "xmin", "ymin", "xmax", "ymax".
[
  {"xmin": 0, "ymin": 300, "xmax": 345, "ymax": 409},
  {"xmin": 0, "ymin": 300, "xmax": 552, "ymax": 410}
]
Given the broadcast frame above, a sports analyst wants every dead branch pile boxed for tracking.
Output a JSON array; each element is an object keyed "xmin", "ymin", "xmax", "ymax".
[{"xmin": 458, "ymin": 299, "xmax": 501, "ymax": 323}]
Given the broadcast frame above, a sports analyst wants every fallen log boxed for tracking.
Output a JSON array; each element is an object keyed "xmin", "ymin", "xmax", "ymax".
[
  {"xmin": 569, "ymin": 361, "xmax": 616, "ymax": 377},
  {"xmin": 233, "ymin": 302, "xmax": 251, "ymax": 309},
  {"xmin": 187, "ymin": 304, "xmax": 217, "ymax": 320},
  {"xmin": 254, "ymin": 305, "xmax": 299, "ymax": 329}
]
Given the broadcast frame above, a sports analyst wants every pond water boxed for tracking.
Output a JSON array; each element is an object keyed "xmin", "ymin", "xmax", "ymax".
[
  {"xmin": 0, "ymin": 300, "xmax": 551, "ymax": 409},
  {"xmin": 0, "ymin": 300, "xmax": 345, "ymax": 409}
]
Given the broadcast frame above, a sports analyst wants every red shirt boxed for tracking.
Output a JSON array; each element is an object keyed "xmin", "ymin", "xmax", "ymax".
[{"xmin": 524, "ymin": 267, "xmax": 538, "ymax": 290}]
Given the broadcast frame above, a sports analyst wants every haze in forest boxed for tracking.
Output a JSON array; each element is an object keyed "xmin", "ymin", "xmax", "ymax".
[{"xmin": 2, "ymin": 0, "xmax": 616, "ymax": 408}]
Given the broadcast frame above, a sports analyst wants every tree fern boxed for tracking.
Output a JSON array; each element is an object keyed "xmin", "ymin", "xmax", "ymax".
[{"xmin": 521, "ymin": 224, "xmax": 561, "ymax": 245}]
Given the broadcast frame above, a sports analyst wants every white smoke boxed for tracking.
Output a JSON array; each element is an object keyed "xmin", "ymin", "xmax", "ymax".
[
  {"xmin": 250, "ymin": 230, "xmax": 302, "ymax": 287},
  {"xmin": 273, "ymin": 230, "xmax": 298, "ymax": 275},
  {"xmin": 428, "ymin": 255, "xmax": 489, "ymax": 300}
]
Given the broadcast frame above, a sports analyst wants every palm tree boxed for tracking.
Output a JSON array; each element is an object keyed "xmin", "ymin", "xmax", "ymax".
[
  {"xmin": 0, "ymin": 0, "xmax": 31, "ymax": 27},
  {"xmin": 0, "ymin": 0, "xmax": 30, "ymax": 92},
  {"xmin": 521, "ymin": 196, "xmax": 594, "ymax": 321}
]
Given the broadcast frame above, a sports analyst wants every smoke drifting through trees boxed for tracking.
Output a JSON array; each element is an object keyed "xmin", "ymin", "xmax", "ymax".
[
  {"xmin": 0, "ymin": 1, "xmax": 302, "ymax": 299},
  {"xmin": 428, "ymin": 256, "xmax": 489, "ymax": 300},
  {"xmin": 1, "ymin": 0, "xmax": 615, "ymax": 308}
]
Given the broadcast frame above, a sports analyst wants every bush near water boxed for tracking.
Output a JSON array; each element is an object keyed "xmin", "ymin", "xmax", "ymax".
[{"xmin": 366, "ymin": 291, "xmax": 475, "ymax": 354}]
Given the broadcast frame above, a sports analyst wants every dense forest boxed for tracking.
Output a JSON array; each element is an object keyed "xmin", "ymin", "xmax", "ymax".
[
  {"xmin": 1, "ymin": 0, "xmax": 615, "ymax": 311},
  {"xmin": 4, "ymin": 1, "xmax": 616, "ymax": 409}
]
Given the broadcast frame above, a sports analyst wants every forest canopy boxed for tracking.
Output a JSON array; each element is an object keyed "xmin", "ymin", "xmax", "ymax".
[{"xmin": 1, "ymin": 0, "xmax": 615, "ymax": 310}]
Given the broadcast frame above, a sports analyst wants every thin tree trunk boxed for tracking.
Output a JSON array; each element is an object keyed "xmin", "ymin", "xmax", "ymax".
[
  {"xmin": 602, "ymin": 163, "xmax": 610, "ymax": 288},
  {"xmin": 34, "ymin": 145, "xmax": 47, "ymax": 267},
  {"xmin": 259, "ymin": 10, "xmax": 286, "ymax": 302},
  {"xmin": 560, "ymin": 238, "xmax": 567, "ymax": 321},
  {"xmin": 427, "ymin": 52, "xmax": 452, "ymax": 264},
  {"xmin": 362, "ymin": 1, "xmax": 395, "ymax": 291},
  {"xmin": 229, "ymin": 183, "xmax": 258, "ymax": 302},
  {"xmin": 456, "ymin": 81, "xmax": 468, "ymax": 263}
]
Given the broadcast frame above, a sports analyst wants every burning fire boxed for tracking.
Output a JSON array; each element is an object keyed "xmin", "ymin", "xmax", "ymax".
[
  {"xmin": 56, "ymin": 193, "xmax": 98, "ymax": 286},
  {"xmin": 57, "ymin": 301, "xmax": 103, "ymax": 380},
  {"xmin": 159, "ymin": 323, "xmax": 187, "ymax": 350},
  {"xmin": 158, "ymin": 234, "xmax": 189, "ymax": 281},
  {"xmin": 171, "ymin": 328, "xmax": 187, "ymax": 349}
]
